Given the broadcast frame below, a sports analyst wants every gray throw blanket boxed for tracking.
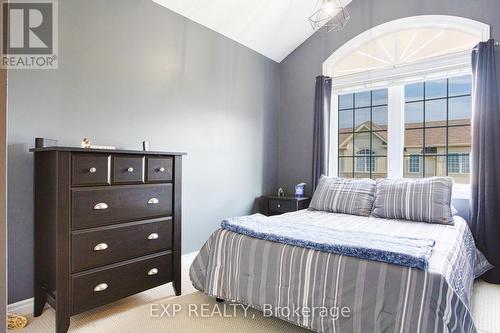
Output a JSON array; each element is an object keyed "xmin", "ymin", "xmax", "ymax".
[{"xmin": 221, "ymin": 213, "xmax": 435, "ymax": 269}]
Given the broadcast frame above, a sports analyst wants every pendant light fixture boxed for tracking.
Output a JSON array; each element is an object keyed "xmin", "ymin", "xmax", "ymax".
[{"xmin": 309, "ymin": 0, "xmax": 350, "ymax": 32}]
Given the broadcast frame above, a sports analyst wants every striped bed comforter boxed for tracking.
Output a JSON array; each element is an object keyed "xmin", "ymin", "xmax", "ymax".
[{"xmin": 189, "ymin": 209, "xmax": 492, "ymax": 333}]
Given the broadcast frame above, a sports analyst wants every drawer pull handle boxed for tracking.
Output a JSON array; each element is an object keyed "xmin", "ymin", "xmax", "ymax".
[
  {"xmin": 148, "ymin": 233, "xmax": 159, "ymax": 240},
  {"xmin": 158, "ymin": 167, "xmax": 165, "ymax": 173},
  {"xmin": 93, "ymin": 243, "xmax": 108, "ymax": 251},
  {"xmin": 148, "ymin": 198, "xmax": 159, "ymax": 205},
  {"xmin": 127, "ymin": 167, "xmax": 134, "ymax": 172},
  {"xmin": 277, "ymin": 204, "xmax": 281, "ymax": 208},
  {"xmin": 89, "ymin": 167, "xmax": 97, "ymax": 173},
  {"xmin": 148, "ymin": 268, "xmax": 159, "ymax": 276},
  {"xmin": 94, "ymin": 283, "xmax": 108, "ymax": 292},
  {"xmin": 93, "ymin": 203, "xmax": 108, "ymax": 210}
]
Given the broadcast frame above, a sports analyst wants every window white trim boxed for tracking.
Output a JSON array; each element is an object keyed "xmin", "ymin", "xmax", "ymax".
[
  {"xmin": 329, "ymin": 93, "xmax": 339, "ymax": 177},
  {"xmin": 323, "ymin": 15, "xmax": 490, "ymax": 93},
  {"xmin": 323, "ymin": 15, "xmax": 489, "ymax": 75},
  {"xmin": 453, "ymin": 183, "xmax": 471, "ymax": 199},
  {"xmin": 331, "ymin": 52, "xmax": 473, "ymax": 93}
]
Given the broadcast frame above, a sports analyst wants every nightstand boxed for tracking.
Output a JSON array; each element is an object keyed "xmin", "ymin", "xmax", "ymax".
[{"xmin": 261, "ymin": 195, "xmax": 311, "ymax": 216}]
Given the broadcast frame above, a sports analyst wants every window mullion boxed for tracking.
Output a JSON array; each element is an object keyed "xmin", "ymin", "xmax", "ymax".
[{"xmin": 387, "ymin": 85, "xmax": 404, "ymax": 178}]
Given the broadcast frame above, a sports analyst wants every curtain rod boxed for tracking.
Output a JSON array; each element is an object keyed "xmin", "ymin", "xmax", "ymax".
[{"xmin": 472, "ymin": 41, "xmax": 500, "ymax": 52}]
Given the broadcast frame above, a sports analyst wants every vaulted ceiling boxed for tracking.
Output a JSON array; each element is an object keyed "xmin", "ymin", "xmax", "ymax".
[{"xmin": 152, "ymin": 0, "xmax": 352, "ymax": 63}]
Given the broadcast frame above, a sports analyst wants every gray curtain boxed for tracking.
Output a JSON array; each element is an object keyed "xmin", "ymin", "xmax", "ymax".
[
  {"xmin": 471, "ymin": 39, "xmax": 500, "ymax": 283},
  {"xmin": 312, "ymin": 76, "xmax": 332, "ymax": 190}
]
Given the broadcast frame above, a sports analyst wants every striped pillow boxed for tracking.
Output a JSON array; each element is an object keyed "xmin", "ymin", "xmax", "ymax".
[
  {"xmin": 309, "ymin": 176, "xmax": 376, "ymax": 216},
  {"xmin": 372, "ymin": 177, "xmax": 454, "ymax": 224}
]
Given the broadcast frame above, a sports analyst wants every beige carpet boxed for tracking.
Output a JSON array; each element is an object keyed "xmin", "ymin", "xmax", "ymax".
[
  {"xmin": 15, "ymin": 264, "xmax": 500, "ymax": 333},
  {"xmin": 472, "ymin": 280, "xmax": 500, "ymax": 333}
]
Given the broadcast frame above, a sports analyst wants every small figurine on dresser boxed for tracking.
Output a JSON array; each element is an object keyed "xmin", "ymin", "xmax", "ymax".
[
  {"xmin": 81, "ymin": 137, "xmax": 91, "ymax": 148},
  {"xmin": 80, "ymin": 137, "xmax": 115, "ymax": 150}
]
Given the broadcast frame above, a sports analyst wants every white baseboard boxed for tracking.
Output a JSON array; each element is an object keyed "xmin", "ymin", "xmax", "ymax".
[
  {"xmin": 7, "ymin": 297, "xmax": 35, "ymax": 315},
  {"xmin": 181, "ymin": 251, "xmax": 199, "ymax": 266},
  {"xmin": 8, "ymin": 251, "xmax": 200, "ymax": 315}
]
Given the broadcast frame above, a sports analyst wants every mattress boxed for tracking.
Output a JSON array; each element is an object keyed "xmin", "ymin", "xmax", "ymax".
[{"xmin": 190, "ymin": 209, "xmax": 491, "ymax": 333}]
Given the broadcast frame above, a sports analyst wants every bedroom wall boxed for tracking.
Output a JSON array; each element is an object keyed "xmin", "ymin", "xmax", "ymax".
[
  {"xmin": 7, "ymin": 0, "xmax": 280, "ymax": 303},
  {"xmin": 278, "ymin": 0, "xmax": 500, "ymax": 198}
]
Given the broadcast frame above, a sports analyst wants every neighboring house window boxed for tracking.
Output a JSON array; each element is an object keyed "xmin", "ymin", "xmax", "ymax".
[
  {"xmin": 403, "ymin": 75, "xmax": 471, "ymax": 183},
  {"xmin": 448, "ymin": 154, "xmax": 460, "ymax": 173},
  {"xmin": 448, "ymin": 153, "xmax": 470, "ymax": 174},
  {"xmin": 356, "ymin": 149, "xmax": 375, "ymax": 172},
  {"xmin": 408, "ymin": 155, "xmax": 420, "ymax": 173},
  {"xmin": 461, "ymin": 153, "xmax": 470, "ymax": 173},
  {"xmin": 338, "ymin": 89, "xmax": 388, "ymax": 179}
]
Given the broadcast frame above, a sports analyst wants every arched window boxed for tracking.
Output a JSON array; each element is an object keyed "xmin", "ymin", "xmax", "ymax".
[
  {"xmin": 323, "ymin": 16, "xmax": 489, "ymax": 90},
  {"xmin": 324, "ymin": 15, "xmax": 488, "ymax": 194}
]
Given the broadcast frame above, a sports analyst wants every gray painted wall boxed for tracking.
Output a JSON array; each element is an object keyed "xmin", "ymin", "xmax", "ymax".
[
  {"xmin": 7, "ymin": 0, "xmax": 279, "ymax": 303},
  {"xmin": 278, "ymin": 0, "xmax": 500, "ymax": 197}
]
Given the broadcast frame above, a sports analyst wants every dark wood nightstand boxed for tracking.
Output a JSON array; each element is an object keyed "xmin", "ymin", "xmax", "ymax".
[{"xmin": 261, "ymin": 195, "xmax": 311, "ymax": 216}]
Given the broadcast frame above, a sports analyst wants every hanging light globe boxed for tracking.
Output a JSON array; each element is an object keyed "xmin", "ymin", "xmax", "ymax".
[{"xmin": 309, "ymin": 0, "xmax": 350, "ymax": 33}]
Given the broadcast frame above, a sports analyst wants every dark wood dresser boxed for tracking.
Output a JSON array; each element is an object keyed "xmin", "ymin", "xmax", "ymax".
[{"xmin": 30, "ymin": 147, "xmax": 185, "ymax": 333}]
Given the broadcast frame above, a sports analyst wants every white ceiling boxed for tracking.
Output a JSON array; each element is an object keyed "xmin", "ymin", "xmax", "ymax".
[{"xmin": 152, "ymin": 0, "xmax": 352, "ymax": 63}]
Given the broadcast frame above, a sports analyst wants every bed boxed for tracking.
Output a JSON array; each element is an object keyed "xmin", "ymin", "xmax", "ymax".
[{"xmin": 190, "ymin": 209, "xmax": 491, "ymax": 333}]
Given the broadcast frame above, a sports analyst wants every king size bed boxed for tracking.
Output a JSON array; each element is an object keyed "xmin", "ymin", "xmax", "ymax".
[{"xmin": 189, "ymin": 177, "xmax": 492, "ymax": 333}]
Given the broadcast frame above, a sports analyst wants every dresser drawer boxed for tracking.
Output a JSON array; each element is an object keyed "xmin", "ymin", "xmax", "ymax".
[
  {"xmin": 72, "ymin": 184, "xmax": 172, "ymax": 230},
  {"xmin": 112, "ymin": 155, "xmax": 144, "ymax": 184},
  {"xmin": 72, "ymin": 153, "xmax": 111, "ymax": 186},
  {"xmin": 146, "ymin": 157, "xmax": 173, "ymax": 182},
  {"xmin": 71, "ymin": 252, "xmax": 172, "ymax": 315},
  {"xmin": 268, "ymin": 199, "xmax": 292, "ymax": 214},
  {"xmin": 71, "ymin": 219, "xmax": 172, "ymax": 272}
]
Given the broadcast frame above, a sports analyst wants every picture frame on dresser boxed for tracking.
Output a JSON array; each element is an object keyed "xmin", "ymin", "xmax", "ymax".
[{"xmin": 30, "ymin": 146, "xmax": 186, "ymax": 333}]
